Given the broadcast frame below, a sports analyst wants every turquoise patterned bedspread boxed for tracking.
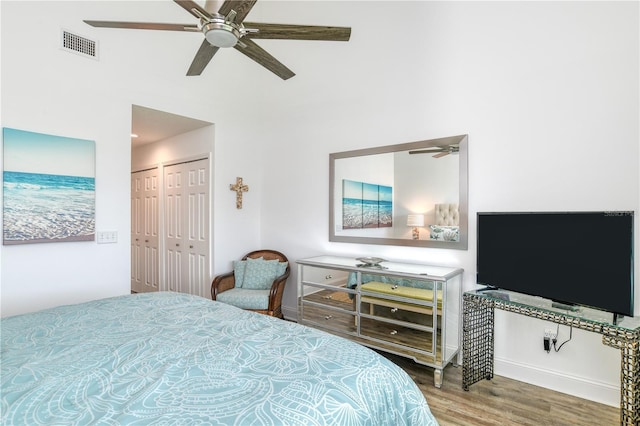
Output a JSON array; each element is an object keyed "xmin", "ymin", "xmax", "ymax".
[{"xmin": 1, "ymin": 292, "xmax": 437, "ymax": 425}]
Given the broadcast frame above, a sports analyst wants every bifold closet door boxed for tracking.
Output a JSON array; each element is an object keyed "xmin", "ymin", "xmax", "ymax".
[
  {"xmin": 131, "ymin": 168, "xmax": 159, "ymax": 293},
  {"xmin": 164, "ymin": 159, "xmax": 210, "ymax": 297}
]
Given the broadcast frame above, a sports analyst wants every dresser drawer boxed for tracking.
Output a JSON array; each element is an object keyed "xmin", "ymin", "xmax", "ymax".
[
  {"xmin": 359, "ymin": 315, "xmax": 437, "ymax": 355},
  {"xmin": 361, "ymin": 298, "xmax": 437, "ymax": 328},
  {"xmin": 301, "ymin": 283, "xmax": 355, "ymax": 310},
  {"xmin": 300, "ymin": 301, "xmax": 357, "ymax": 336},
  {"xmin": 300, "ymin": 265, "xmax": 349, "ymax": 286}
]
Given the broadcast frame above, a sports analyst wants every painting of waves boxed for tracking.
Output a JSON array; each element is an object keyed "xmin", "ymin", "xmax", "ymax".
[
  {"xmin": 2, "ymin": 128, "xmax": 95, "ymax": 245},
  {"xmin": 342, "ymin": 179, "xmax": 392, "ymax": 229}
]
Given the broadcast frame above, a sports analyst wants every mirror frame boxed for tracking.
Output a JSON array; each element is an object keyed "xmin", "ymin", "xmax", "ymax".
[{"xmin": 329, "ymin": 134, "xmax": 468, "ymax": 249}]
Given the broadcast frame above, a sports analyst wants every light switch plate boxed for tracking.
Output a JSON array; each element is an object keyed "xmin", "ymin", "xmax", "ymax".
[{"xmin": 97, "ymin": 230, "xmax": 118, "ymax": 244}]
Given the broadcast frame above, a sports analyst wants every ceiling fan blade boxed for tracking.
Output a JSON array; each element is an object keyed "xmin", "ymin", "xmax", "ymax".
[
  {"xmin": 408, "ymin": 148, "xmax": 446, "ymax": 155},
  {"xmin": 432, "ymin": 152, "xmax": 450, "ymax": 158},
  {"xmin": 204, "ymin": 0, "xmax": 224, "ymax": 13},
  {"xmin": 187, "ymin": 39, "xmax": 221, "ymax": 76},
  {"xmin": 218, "ymin": 0, "xmax": 257, "ymax": 23},
  {"xmin": 234, "ymin": 38, "xmax": 295, "ymax": 80},
  {"xmin": 174, "ymin": 0, "xmax": 213, "ymax": 19},
  {"xmin": 244, "ymin": 23, "xmax": 351, "ymax": 41},
  {"xmin": 84, "ymin": 20, "xmax": 199, "ymax": 32}
]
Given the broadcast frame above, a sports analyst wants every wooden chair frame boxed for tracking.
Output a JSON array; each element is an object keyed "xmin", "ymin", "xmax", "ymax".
[{"xmin": 211, "ymin": 249, "xmax": 290, "ymax": 318}]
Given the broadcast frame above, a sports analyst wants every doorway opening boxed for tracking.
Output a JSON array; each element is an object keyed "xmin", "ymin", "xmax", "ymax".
[{"xmin": 130, "ymin": 105, "xmax": 214, "ymax": 297}]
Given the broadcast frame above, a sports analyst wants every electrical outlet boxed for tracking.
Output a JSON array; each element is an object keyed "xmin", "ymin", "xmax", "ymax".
[{"xmin": 544, "ymin": 328, "xmax": 557, "ymax": 340}]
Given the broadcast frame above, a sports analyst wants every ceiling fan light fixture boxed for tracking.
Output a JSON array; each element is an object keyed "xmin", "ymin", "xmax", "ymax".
[{"xmin": 203, "ymin": 22, "xmax": 240, "ymax": 48}]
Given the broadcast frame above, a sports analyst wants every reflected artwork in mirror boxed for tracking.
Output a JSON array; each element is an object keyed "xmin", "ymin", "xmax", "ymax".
[{"xmin": 329, "ymin": 134, "xmax": 468, "ymax": 249}]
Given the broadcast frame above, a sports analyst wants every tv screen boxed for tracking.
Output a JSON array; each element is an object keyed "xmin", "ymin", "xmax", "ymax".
[{"xmin": 476, "ymin": 211, "xmax": 634, "ymax": 317}]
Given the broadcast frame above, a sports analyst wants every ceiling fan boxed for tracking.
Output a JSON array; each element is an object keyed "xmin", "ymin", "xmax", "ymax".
[
  {"xmin": 408, "ymin": 145, "xmax": 460, "ymax": 158},
  {"xmin": 84, "ymin": 0, "xmax": 351, "ymax": 80}
]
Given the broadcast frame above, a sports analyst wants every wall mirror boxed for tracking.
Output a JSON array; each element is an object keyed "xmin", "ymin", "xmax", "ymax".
[{"xmin": 329, "ymin": 134, "xmax": 468, "ymax": 249}]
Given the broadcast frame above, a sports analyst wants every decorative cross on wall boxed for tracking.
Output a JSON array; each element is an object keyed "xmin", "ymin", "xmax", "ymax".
[{"xmin": 230, "ymin": 177, "xmax": 249, "ymax": 209}]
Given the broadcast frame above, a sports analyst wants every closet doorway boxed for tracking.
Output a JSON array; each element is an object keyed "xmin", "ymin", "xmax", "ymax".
[{"xmin": 131, "ymin": 105, "xmax": 213, "ymax": 297}]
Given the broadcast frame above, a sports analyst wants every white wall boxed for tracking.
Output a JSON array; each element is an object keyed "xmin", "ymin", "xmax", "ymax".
[{"xmin": 1, "ymin": 0, "xmax": 638, "ymax": 409}]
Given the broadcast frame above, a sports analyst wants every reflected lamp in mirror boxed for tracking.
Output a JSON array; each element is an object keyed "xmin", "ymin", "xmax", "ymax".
[
  {"xmin": 329, "ymin": 134, "xmax": 468, "ymax": 249},
  {"xmin": 407, "ymin": 214, "xmax": 425, "ymax": 240}
]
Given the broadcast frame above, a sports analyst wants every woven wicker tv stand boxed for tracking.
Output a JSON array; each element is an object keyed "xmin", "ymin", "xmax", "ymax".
[{"xmin": 462, "ymin": 289, "xmax": 640, "ymax": 426}]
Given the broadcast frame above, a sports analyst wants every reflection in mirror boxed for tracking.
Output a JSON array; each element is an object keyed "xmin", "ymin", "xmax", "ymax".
[{"xmin": 329, "ymin": 134, "xmax": 468, "ymax": 249}]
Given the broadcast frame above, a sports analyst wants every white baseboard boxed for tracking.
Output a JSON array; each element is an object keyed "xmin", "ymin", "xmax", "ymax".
[
  {"xmin": 495, "ymin": 357, "xmax": 619, "ymax": 407},
  {"xmin": 282, "ymin": 305, "xmax": 297, "ymax": 321}
]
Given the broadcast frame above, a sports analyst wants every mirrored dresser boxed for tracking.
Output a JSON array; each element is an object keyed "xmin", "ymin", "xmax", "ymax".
[{"xmin": 297, "ymin": 255, "xmax": 463, "ymax": 387}]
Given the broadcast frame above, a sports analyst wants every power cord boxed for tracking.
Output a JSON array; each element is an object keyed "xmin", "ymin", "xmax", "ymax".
[{"xmin": 552, "ymin": 323, "xmax": 573, "ymax": 352}]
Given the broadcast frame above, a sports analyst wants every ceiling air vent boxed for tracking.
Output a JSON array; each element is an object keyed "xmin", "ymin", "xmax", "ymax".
[{"xmin": 61, "ymin": 29, "xmax": 98, "ymax": 60}]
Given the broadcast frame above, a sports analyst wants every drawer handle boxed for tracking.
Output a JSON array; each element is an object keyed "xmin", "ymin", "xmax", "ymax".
[
  {"xmin": 325, "ymin": 275, "xmax": 333, "ymax": 280},
  {"xmin": 323, "ymin": 295, "xmax": 333, "ymax": 300},
  {"xmin": 390, "ymin": 308, "xmax": 398, "ymax": 313},
  {"xmin": 390, "ymin": 330, "xmax": 398, "ymax": 335},
  {"xmin": 324, "ymin": 315, "xmax": 333, "ymax": 320}
]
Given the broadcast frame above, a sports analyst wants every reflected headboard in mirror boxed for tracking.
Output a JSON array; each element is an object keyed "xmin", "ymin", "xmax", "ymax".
[{"xmin": 329, "ymin": 134, "xmax": 468, "ymax": 249}]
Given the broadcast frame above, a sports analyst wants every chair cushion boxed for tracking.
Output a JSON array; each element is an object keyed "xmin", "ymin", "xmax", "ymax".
[
  {"xmin": 243, "ymin": 257, "xmax": 281, "ymax": 290},
  {"xmin": 276, "ymin": 261, "xmax": 288, "ymax": 277},
  {"xmin": 233, "ymin": 260, "xmax": 250, "ymax": 289},
  {"xmin": 216, "ymin": 288, "xmax": 270, "ymax": 310}
]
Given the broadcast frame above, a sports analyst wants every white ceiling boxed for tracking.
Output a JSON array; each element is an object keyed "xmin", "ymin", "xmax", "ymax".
[{"xmin": 131, "ymin": 105, "xmax": 212, "ymax": 147}]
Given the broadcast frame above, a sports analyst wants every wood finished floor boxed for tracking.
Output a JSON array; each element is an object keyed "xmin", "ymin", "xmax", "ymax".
[
  {"xmin": 379, "ymin": 352, "xmax": 620, "ymax": 426},
  {"xmin": 299, "ymin": 289, "xmax": 619, "ymax": 425}
]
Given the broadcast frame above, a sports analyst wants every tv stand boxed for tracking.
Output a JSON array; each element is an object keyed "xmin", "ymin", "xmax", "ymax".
[{"xmin": 462, "ymin": 289, "xmax": 640, "ymax": 426}]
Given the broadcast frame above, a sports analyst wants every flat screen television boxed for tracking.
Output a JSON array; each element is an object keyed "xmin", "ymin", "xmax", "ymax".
[{"xmin": 476, "ymin": 211, "xmax": 634, "ymax": 317}]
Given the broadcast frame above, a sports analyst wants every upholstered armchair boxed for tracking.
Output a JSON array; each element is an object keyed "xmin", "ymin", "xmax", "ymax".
[{"xmin": 211, "ymin": 250, "xmax": 290, "ymax": 318}]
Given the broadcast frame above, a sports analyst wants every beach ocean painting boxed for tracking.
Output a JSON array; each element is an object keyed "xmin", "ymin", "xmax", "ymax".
[
  {"xmin": 342, "ymin": 179, "xmax": 392, "ymax": 229},
  {"xmin": 2, "ymin": 128, "xmax": 96, "ymax": 245}
]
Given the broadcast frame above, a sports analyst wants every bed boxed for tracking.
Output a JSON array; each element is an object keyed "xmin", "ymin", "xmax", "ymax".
[
  {"xmin": 1, "ymin": 292, "xmax": 438, "ymax": 425},
  {"xmin": 430, "ymin": 203, "xmax": 460, "ymax": 242}
]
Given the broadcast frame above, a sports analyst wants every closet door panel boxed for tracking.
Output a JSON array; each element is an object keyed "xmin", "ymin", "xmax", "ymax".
[
  {"xmin": 164, "ymin": 159, "xmax": 209, "ymax": 297},
  {"xmin": 131, "ymin": 168, "xmax": 159, "ymax": 293}
]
